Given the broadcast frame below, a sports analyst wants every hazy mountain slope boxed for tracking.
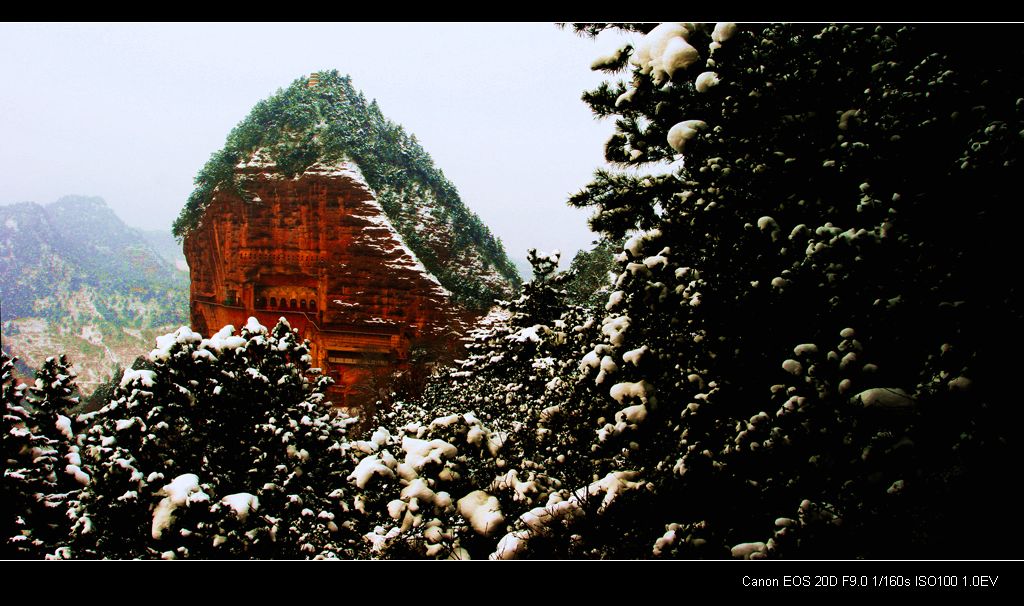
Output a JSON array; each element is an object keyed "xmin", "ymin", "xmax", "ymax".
[
  {"xmin": 139, "ymin": 228, "xmax": 188, "ymax": 271},
  {"xmin": 0, "ymin": 196, "xmax": 188, "ymax": 392}
]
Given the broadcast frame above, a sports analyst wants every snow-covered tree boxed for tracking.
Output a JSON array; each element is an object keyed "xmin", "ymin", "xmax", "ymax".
[
  {"xmin": 23, "ymin": 354, "xmax": 86, "ymax": 552},
  {"xmin": 562, "ymin": 239, "xmax": 620, "ymax": 308},
  {"xmin": 545, "ymin": 22, "xmax": 1021, "ymax": 558},
  {"xmin": 2, "ymin": 352, "xmax": 48, "ymax": 557},
  {"xmin": 351, "ymin": 23, "xmax": 1021, "ymax": 560},
  {"xmin": 70, "ymin": 317, "xmax": 361, "ymax": 559},
  {"xmin": 25, "ymin": 355, "xmax": 80, "ymax": 425},
  {"xmin": 2, "ymin": 352, "xmax": 87, "ymax": 557},
  {"xmin": 332, "ymin": 251, "xmax": 572, "ymax": 558}
]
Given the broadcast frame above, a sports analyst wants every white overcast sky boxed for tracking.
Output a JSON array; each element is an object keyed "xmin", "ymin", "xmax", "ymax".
[{"xmin": 0, "ymin": 23, "xmax": 637, "ymax": 265}]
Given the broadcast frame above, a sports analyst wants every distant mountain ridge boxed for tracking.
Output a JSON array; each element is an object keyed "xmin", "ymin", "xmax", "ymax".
[
  {"xmin": 0, "ymin": 195, "xmax": 188, "ymax": 392},
  {"xmin": 139, "ymin": 228, "xmax": 188, "ymax": 270}
]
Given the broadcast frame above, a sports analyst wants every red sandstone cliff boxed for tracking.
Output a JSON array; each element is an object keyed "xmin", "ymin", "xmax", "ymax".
[{"xmin": 184, "ymin": 149, "xmax": 467, "ymax": 414}]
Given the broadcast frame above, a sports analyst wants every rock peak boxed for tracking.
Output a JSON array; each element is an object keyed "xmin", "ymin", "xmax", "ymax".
[
  {"xmin": 174, "ymin": 70, "xmax": 519, "ymax": 309},
  {"xmin": 184, "ymin": 149, "xmax": 470, "ymax": 415}
]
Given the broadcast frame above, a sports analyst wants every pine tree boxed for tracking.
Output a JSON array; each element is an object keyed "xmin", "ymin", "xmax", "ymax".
[
  {"xmin": 71, "ymin": 318, "xmax": 360, "ymax": 559},
  {"xmin": 353, "ymin": 23, "xmax": 1023, "ymax": 560},
  {"xmin": 1, "ymin": 353, "xmax": 88, "ymax": 558},
  {"xmin": 562, "ymin": 239, "xmax": 621, "ymax": 307},
  {"xmin": 25, "ymin": 355, "xmax": 80, "ymax": 427},
  {"xmin": 551, "ymin": 22, "xmax": 1022, "ymax": 558},
  {"xmin": 1, "ymin": 352, "xmax": 52, "ymax": 557},
  {"xmin": 23, "ymin": 355, "xmax": 87, "ymax": 556},
  {"xmin": 344, "ymin": 250, "xmax": 611, "ymax": 559}
]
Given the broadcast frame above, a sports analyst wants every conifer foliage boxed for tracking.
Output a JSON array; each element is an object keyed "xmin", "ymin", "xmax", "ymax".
[
  {"xmin": 531, "ymin": 22, "xmax": 1019, "ymax": 557},
  {"xmin": 3, "ymin": 352, "xmax": 45, "ymax": 557},
  {"xmin": 2, "ymin": 353, "xmax": 85, "ymax": 557},
  {"xmin": 351, "ymin": 23, "xmax": 1021, "ymax": 559},
  {"xmin": 68, "ymin": 318, "xmax": 361, "ymax": 559},
  {"xmin": 346, "ymin": 249, "xmax": 603, "ymax": 559}
]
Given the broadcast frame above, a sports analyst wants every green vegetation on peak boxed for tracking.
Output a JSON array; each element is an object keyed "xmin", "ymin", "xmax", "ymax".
[{"xmin": 174, "ymin": 70, "xmax": 520, "ymax": 309}]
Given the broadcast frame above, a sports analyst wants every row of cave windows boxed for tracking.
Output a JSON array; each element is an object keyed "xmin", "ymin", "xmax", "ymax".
[
  {"xmin": 254, "ymin": 297, "xmax": 317, "ymax": 311},
  {"xmin": 249, "ymin": 297, "xmax": 406, "ymax": 317}
]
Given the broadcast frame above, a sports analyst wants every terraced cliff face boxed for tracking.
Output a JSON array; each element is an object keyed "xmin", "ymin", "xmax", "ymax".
[
  {"xmin": 184, "ymin": 151, "xmax": 467, "ymax": 413},
  {"xmin": 177, "ymin": 71, "xmax": 521, "ymax": 415}
]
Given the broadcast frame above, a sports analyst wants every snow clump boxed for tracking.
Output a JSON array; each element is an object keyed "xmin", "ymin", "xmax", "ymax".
[
  {"xmin": 120, "ymin": 368, "xmax": 156, "ymax": 388},
  {"xmin": 695, "ymin": 71, "xmax": 720, "ymax": 92},
  {"xmin": 348, "ymin": 453, "xmax": 396, "ymax": 489},
  {"xmin": 630, "ymin": 23, "xmax": 700, "ymax": 84},
  {"xmin": 457, "ymin": 490, "xmax": 505, "ymax": 536},
  {"xmin": 149, "ymin": 326, "xmax": 203, "ymax": 362},
  {"xmin": 667, "ymin": 120, "xmax": 708, "ymax": 153},
  {"xmin": 151, "ymin": 474, "xmax": 209, "ymax": 540},
  {"xmin": 712, "ymin": 22, "xmax": 737, "ymax": 46},
  {"xmin": 854, "ymin": 387, "xmax": 915, "ymax": 409},
  {"xmin": 221, "ymin": 493, "xmax": 260, "ymax": 522}
]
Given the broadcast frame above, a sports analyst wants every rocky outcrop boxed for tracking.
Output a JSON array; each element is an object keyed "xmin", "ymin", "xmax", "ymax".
[
  {"xmin": 174, "ymin": 71, "xmax": 519, "ymax": 310},
  {"xmin": 184, "ymin": 150, "xmax": 468, "ymax": 414}
]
